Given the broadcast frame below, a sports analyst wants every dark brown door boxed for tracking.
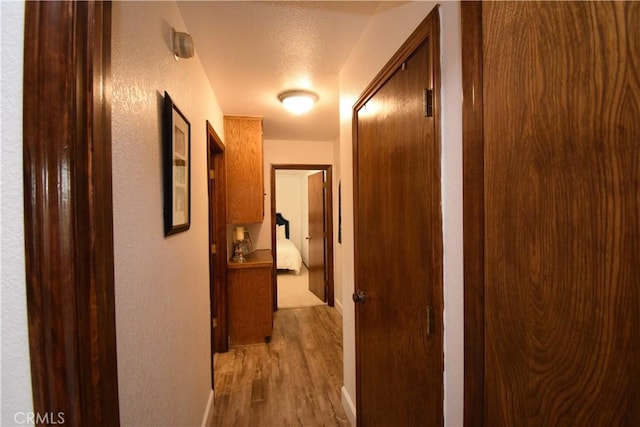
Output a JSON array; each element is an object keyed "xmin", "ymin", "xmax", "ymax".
[
  {"xmin": 353, "ymin": 10, "xmax": 442, "ymax": 426},
  {"xmin": 308, "ymin": 171, "xmax": 326, "ymax": 301},
  {"xmin": 465, "ymin": 2, "xmax": 640, "ymax": 424},
  {"xmin": 207, "ymin": 121, "xmax": 228, "ymax": 356}
]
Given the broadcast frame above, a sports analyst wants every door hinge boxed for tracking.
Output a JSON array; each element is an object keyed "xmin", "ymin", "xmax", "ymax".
[
  {"xmin": 212, "ymin": 318, "xmax": 218, "ymax": 328},
  {"xmin": 211, "ymin": 244, "xmax": 217, "ymax": 254},
  {"xmin": 426, "ymin": 305, "xmax": 434, "ymax": 336},
  {"xmin": 424, "ymin": 89, "xmax": 433, "ymax": 118},
  {"xmin": 209, "ymin": 169, "xmax": 215, "ymax": 180}
]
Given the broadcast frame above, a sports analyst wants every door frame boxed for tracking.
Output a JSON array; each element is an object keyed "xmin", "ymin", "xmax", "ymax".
[
  {"xmin": 270, "ymin": 164, "xmax": 335, "ymax": 310},
  {"xmin": 461, "ymin": 3, "xmax": 485, "ymax": 425},
  {"xmin": 23, "ymin": 1, "xmax": 120, "ymax": 424},
  {"xmin": 206, "ymin": 121, "xmax": 229, "ymax": 357}
]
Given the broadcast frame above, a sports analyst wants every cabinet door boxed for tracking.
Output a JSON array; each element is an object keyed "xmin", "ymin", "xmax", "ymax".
[
  {"xmin": 228, "ymin": 267, "xmax": 273, "ymax": 347},
  {"xmin": 225, "ymin": 116, "xmax": 264, "ymax": 224}
]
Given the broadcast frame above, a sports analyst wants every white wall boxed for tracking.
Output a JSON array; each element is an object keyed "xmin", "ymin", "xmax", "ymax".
[
  {"xmin": 338, "ymin": 2, "xmax": 463, "ymax": 425},
  {"xmin": 111, "ymin": 1, "xmax": 222, "ymax": 425},
  {"xmin": 439, "ymin": 3, "xmax": 464, "ymax": 425},
  {"xmin": 0, "ymin": 2, "xmax": 34, "ymax": 425},
  {"xmin": 275, "ymin": 172, "xmax": 305, "ymax": 252}
]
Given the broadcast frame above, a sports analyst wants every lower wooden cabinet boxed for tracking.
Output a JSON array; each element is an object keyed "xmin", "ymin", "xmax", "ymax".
[{"xmin": 227, "ymin": 249, "xmax": 273, "ymax": 347}]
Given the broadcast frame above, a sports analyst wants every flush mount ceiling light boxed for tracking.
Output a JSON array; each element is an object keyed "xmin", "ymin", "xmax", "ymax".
[{"xmin": 278, "ymin": 90, "xmax": 319, "ymax": 115}]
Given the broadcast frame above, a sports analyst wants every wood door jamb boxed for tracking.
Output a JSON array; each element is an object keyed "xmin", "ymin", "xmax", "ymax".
[
  {"xmin": 23, "ymin": 2, "xmax": 120, "ymax": 425},
  {"xmin": 461, "ymin": 2, "xmax": 485, "ymax": 425}
]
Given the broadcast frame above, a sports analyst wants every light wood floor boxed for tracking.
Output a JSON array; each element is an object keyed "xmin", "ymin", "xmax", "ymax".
[{"xmin": 211, "ymin": 306, "xmax": 349, "ymax": 426}]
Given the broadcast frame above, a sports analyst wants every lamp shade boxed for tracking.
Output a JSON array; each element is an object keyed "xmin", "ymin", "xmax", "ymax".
[{"xmin": 278, "ymin": 90, "xmax": 319, "ymax": 115}]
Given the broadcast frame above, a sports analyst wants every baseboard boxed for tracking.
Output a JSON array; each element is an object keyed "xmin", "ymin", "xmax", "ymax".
[
  {"xmin": 201, "ymin": 389, "xmax": 214, "ymax": 427},
  {"xmin": 341, "ymin": 386, "xmax": 356, "ymax": 426},
  {"xmin": 334, "ymin": 298, "xmax": 344, "ymax": 316}
]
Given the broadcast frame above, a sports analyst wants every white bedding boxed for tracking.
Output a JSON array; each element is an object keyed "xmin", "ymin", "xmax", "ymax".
[{"xmin": 276, "ymin": 238, "xmax": 302, "ymax": 275}]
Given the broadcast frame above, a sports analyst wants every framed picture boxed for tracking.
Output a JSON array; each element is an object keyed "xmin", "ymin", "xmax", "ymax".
[
  {"xmin": 163, "ymin": 91, "xmax": 191, "ymax": 235},
  {"xmin": 240, "ymin": 230, "xmax": 255, "ymax": 255}
]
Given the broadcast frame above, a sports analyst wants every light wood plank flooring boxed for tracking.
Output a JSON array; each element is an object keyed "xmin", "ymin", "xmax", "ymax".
[{"xmin": 211, "ymin": 306, "xmax": 349, "ymax": 426}]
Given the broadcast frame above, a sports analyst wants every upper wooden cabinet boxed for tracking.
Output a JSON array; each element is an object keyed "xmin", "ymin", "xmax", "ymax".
[{"xmin": 224, "ymin": 116, "xmax": 264, "ymax": 224}]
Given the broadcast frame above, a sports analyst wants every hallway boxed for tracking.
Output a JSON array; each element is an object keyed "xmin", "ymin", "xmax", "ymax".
[{"xmin": 211, "ymin": 306, "xmax": 348, "ymax": 426}]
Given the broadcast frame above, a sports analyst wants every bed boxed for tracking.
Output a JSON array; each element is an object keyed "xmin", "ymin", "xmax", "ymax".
[{"xmin": 275, "ymin": 213, "xmax": 303, "ymax": 275}]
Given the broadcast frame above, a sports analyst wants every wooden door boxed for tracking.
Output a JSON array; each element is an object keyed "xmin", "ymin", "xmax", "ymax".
[
  {"xmin": 463, "ymin": 2, "xmax": 640, "ymax": 425},
  {"xmin": 353, "ymin": 10, "xmax": 442, "ymax": 426},
  {"xmin": 227, "ymin": 251, "xmax": 274, "ymax": 347},
  {"xmin": 308, "ymin": 171, "xmax": 326, "ymax": 301},
  {"xmin": 207, "ymin": 121, "xmax": 228, "ymax": 355}
]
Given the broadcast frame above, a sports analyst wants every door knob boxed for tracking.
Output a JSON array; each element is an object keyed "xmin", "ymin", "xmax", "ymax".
[{"xmin": 352, "ymin": 290, "xmax": 366, "ymax": 303}]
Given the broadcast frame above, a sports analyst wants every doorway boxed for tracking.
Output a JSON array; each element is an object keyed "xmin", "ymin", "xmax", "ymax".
[
  {"xmin": 270, "ymin": 165, "xmax": 335, "ymax": 311},
  {"xmin": 206, "ymin": 121, "xmax": 228, "ymax": 356}
]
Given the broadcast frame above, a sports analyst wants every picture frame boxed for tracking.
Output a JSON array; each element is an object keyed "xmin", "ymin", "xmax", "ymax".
[
  {"xmin": 163, "ymin": 91, "xmax": 191, "ymax": 235},
  {"xmin": 240, "ymin": 230, "xmax": 255, "ymax": 255}
]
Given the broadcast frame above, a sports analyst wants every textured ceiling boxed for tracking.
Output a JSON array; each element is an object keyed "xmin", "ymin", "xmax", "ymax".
[{"xmin": 177, "ymin": 1, "xmax": 387, "ymax": 141}]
